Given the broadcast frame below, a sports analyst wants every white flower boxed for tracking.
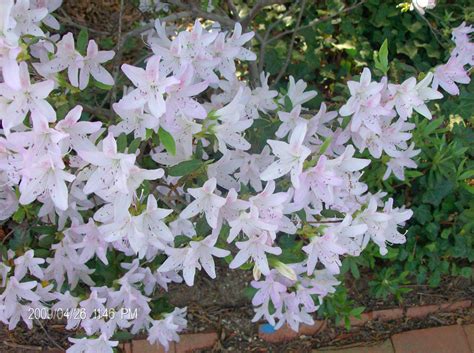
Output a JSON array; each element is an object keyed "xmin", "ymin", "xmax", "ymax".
[
  {"xmin": 410, "ymin": 0, "xmax": 436, "ymax": 15},
  {"xmin": 159, "ymin": 234, "xmax": 229, "ymax": 286},
  {"xmin": 279, "ymin": 76, "xmax": 317, "ymax": 107},
  {"xmin": 383, "ymin": 143, "xmax": 420, "ymax": 180},
  {"xmin": 71, "ymin": 219, "xmax": 110, "ymax": 265},
  {"xmin": 52, "ymin": 291, "xmax": 81, "ymax": 330},
  {"xmin": 121, "ymin": 55, "xmax": 179, "ymax": 118},
  {"xmin": 134, "ymin": 194, "xmax": 174, "ymax": 251},
  {"xmin": 355, "ymin": 197, "xmax": 412, "ymax": 255},
  {"xmin": 414, "ymin": 72, "xmax": 443, "ymax": 119},
  {"xmin": 111, "ymin": 103, "xmax": 158, "ymax": 139},
  {"xmin": 55, "ymin": 105, "xmax": 102, "ymax": 152},
  {"xmin": 78, "ymin": 133, "xmax": 136, "ymax": 196},
  {"xmin": 388, "ymin": 73, "xmax": 442, "ymax": 120},
  {"xmin": 339, "ymin": 68, "xmax": 384, "ymax": 132},
  {"xmin": 19, "ymin": 151, "xmax": 75, "ymax": 211},
  {"xmin": 39, "ymin": 32, "xmax": 84, "ymax": 87},
  {"xmin": 214, "ymin": 88, "xmax": 253, "ymax": 152},
  {"xmin": 303, "ymin": 232, "xmax": 347, "ymax": 275},
  {"xmin": 147, "ymin": 307, "xmax": 187, "ymax": 351},
  {"xmin": 180, "ymin": 178, "xmax": 226, "ymax": 229},
  {"xmin": 261, "ymin": 122, "xmax": 311, "ymax": 188},
  {"xmin": 229, "ymin": 232, "xmax": 282, "ymax": 275},
  {"xmin": 227, "ymin": 206, "xmax": 277, "ymax": 243},
  {"xmin": 0, "ymin": 62, "xmax": 55, "ymax": 134},
  {"xmin": 67, "ymin": 334, "xmax": 118, "ymax": 353},
  {"xmin": 79, "ymin": 289, "xmax": 106, "ymax": 319},
  {"xmin": 0, "ymin": 277, "xmax": 40, "ymax": 307},
  {"xmin": 10, "ymin": 0, "xmax": 48, "ymax": 37},
  {"xmin": 275, "ymin": 105, "xmax": 306, "ymax": 138},
  {"xmin": 234, "ymin": 147, "xmax": 274, "ymax": 192},
  {"xmin": 79, "ymin": 40, "xmax": 114, "ymax": 90},
  {"xmin": 14, "ymin": 250, "xmax": 45, "ymax": 280}
]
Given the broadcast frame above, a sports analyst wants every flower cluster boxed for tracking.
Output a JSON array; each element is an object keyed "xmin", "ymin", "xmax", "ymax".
[
  {"xmin": 433, "ymin": 22, "xmax": 473, "ymax": 95},
  {"xmin": 0, "ymin": 1, "xmax": 472, "ymax": 352}
]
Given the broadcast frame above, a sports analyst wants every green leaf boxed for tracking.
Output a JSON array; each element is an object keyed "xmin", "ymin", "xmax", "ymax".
[
  {"xmin": 374, "ymin": 39, "xmax": 389, "ymax": 75},
  {"xmin": 424, "ymin": 118, "xmax": 444, "ymax": 135},
  {"xmin": 168, "ymin": 159, "xmax": 204, "ymax": 177},
  {"xmin": 458, "ymin": 169, "xmax": 474, "ymax": 180},
  {"xmin": 379, "ymin": 39, "xmax": 389, "ymax": 69},
  {"xmin": 460, "ymin": 267, "xmax": 472, "ymax": 278},
  {"xmin": 38, "ymin": 234, "xmax": 56, "ymax": 248},
  {"xmin": 350, "ymin": 306, "xmax": 365, "ymax": 318},
  {"xmin": 77, "ymin": 28, "xmax": 89, "ymax": 55},
  {"xmin": 414, "ymin": 205, "xmax": 432, "ymax": 225},
  {"xmin": 34, "ymin": 249, "xmax": 50, "ymax": 258},
  {"xmin": 128, "ymin": 138, "xmax": 142, "ymax": 154},
  {"xmin": 174, "ymin": 235, "xmax": 192, "ymax": 247},
  {"xmin": 158, "ymin": 127, "xmax": 176, "ymax": 156},
  {"xmin": 116, "ymin": 133, "xmax": 128, "ymax": 153},
  {"xmin": 12, "ymin": 207, "xmax": 25, "ymax": 223},
  {"xmin": 93, "ymin": 80, "xmax": 113, "ymax": 90},
  {"xmin": 350, "ymin": 260, "xmax": 360, "ymax": 279},
  {"xmin": 284, "ymin": 95, "xmax": 293, "ymax": 111},
  {"xmin": 112, "ymin": 331, "xmax": 134, "ymax": 342},
  {"xmin": 243, "ymin": 286, "xmax": 258, "ymax": 300},
  {"xmin": 318, "ymin": 135, "xmax": 333, "ymax": 155}
]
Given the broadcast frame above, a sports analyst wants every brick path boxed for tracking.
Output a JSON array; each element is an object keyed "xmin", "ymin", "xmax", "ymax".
[
  {"xmin": 315, "ymin": 324, "xmax": 474, "ymax": 353},
  {"xmin": 123, "ymin": 323, "xmax": 474, "ymax": 352}
]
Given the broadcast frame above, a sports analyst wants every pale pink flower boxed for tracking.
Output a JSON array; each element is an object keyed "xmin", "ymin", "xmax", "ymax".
[
  {"xmin": 0, "ymin": 62, "xmax": 55, "ymax": 134},
  {"xmin": 147, "ymin": 307, "xmax": 187, "ymax": 351},
  {"xmin": 40, "ymin": 32, "xmax": 83, "ymax": 87},
  {"xmin": 383, "ymin": 143, "xmax": 421, "ymax": 180},
  {"xmin": 159, "ymin": 234, "xmax": 229, "ymax": 286},
  {"xmin": 339, "ymin": 68, "xmax": 385, "ymax": 132},
  {"xmin": 180, "ymin": 178, "xmax": 226, "ymax": 229},
  {"xmin": 78, "ymin": 133, "xmax": 136, "ymax": 196},
  {"xmin": 275, "ymin": 105, "xmax": 306, "ymax": 138},
  {"xmin": 79, "ymin": 40, "xmax": 114, "ymax": 90},
  {"xmin": 261, "ymin": 123, "xmax": 311, "ymax": 188},
  {"xmin": 121, "ymin": 55, "xmax": 179, "ymax": 118},
  {"xmin": 229, "ymin": 232, "xmax": 282, "ymax": 275},
  {"xmin": 433, "ymin": 56, "xmax": 470, "ymax": 95},
  {"xmin": 279, "ymin": 76, "xmax": 317, "ymax": 107},
  {"xmin": 14, "ymin": 250, "xmax": 45, "ymax": 280},
  {"xmin": 31, "ymin": 0, "xmax": 62, "ymax": 30},
  {"xmin": 55, "ymin": 105, "xmax": 102, "ymax": 152},
  {"xmin": 251, "ymin": 271, "xmax": 287, "ymax": 308},
  {"xmin": 10, "ymin": 0, "xmax": 48, "ymax": 37},
  {"xmin": 67, "ymin": 334, "xmax": 118, "ymax": 353},
  {"xmin": 19, "ymin": 151, "xmax": 75, "ymax": 210}
]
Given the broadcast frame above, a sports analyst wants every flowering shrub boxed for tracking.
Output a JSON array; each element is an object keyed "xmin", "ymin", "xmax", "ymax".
[{"xmin": 0, "ymin": 0, "xmax": 472, "ymax": 351}]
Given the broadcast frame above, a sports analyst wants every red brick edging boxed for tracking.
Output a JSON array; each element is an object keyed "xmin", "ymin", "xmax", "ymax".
[
  {"xmin": 39, "ymin": 299, "xmax": 472, "ymax": 352},
  {"xmin": 258, "ymin": 299, "xmax": 472, "ymax": 343}
]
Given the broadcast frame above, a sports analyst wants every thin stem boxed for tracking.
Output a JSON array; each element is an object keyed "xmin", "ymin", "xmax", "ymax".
[
  {"xmin": 227, "ymin": 0, "xmax": 240, "ymax": 20},
  {"xmin": 34, "ymin": 319, "xmax": 65, "ymax": 351},
  {"xmin": 110, "ymin": 0, "xmax": 125, "ymax": 105},
  {"xmin": 266, "ymin": 0, "xmax": 366, "ymax": 46},
  {"xmin": 307, "ymin": 220, "xmax": 343, "ymax": 224},
  {"xmin": 273, "ymin": 0, "xmax": 306, "ymax": 85},
  {"xmin": 57, "ymin": 9, "xmax": 110, "ymax": 35},
  {"xmin": 257, "ymin": 2, "xmax": 300, "ymax": 73},
  {"xmin": 418, "ymin": 12, "xmax": 446, "ymax": 48},
  {"xmin": 82, "ymin": 104, "xmax": 115, "ymax": 120}
]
